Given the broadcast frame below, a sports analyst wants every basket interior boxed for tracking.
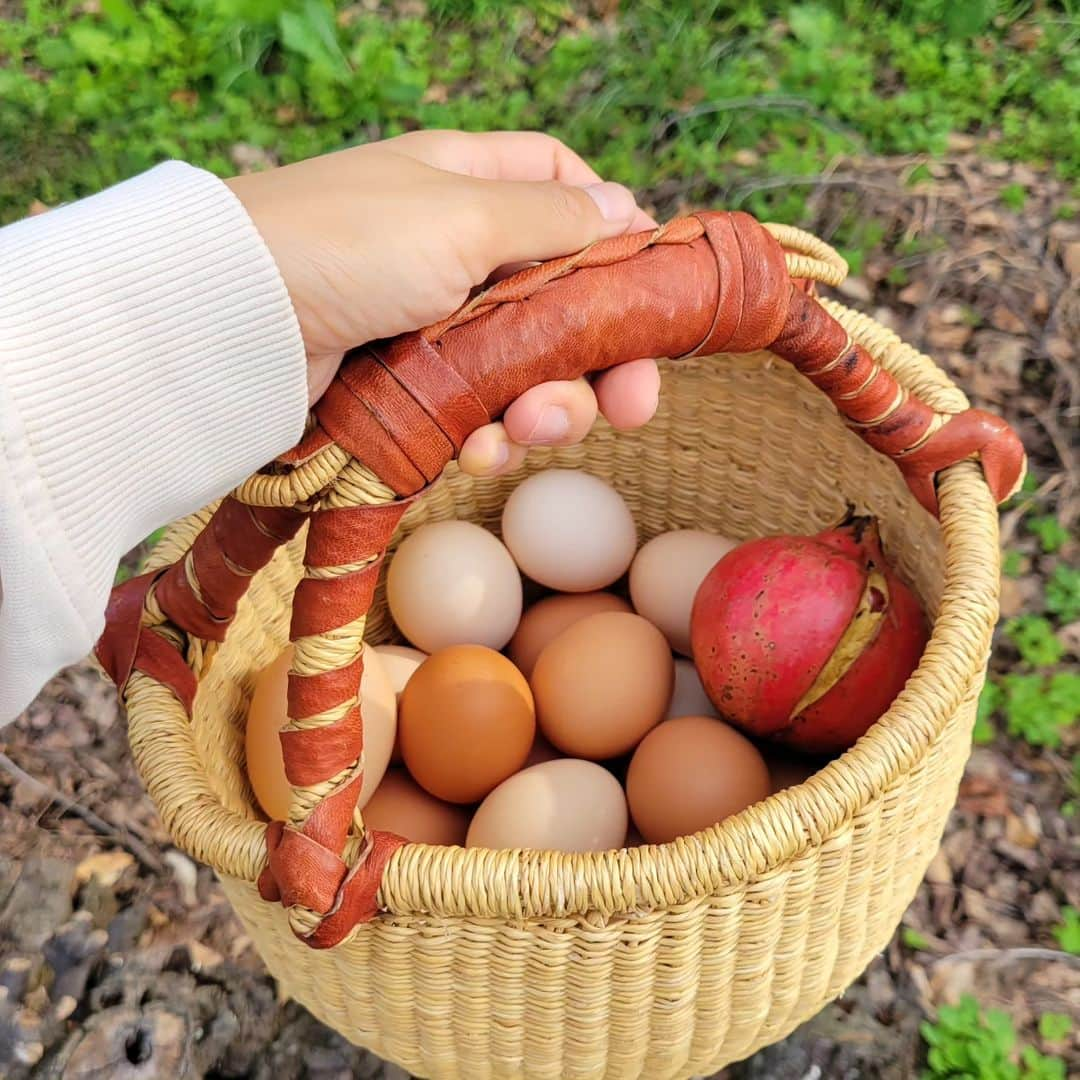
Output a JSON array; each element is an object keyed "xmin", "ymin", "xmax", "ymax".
[{"xmin": 178, "ymin": 352, "xmax": 945, "ymax": 828}]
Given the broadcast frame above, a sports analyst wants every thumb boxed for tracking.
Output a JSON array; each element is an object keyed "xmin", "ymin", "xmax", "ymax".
[{"xmin": 467, "ymin": 177, "xmax": 639, "ymax": 269}]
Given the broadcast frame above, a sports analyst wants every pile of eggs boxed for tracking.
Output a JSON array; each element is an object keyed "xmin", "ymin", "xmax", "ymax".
[{"xmin": 247, "ymin": 469, "xmax": 818, "ymax": 853}]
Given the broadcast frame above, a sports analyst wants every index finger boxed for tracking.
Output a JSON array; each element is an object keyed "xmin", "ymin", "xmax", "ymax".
[{"xmin": 385, "ymin": 129, "xmax": 604, "ymax": 185}]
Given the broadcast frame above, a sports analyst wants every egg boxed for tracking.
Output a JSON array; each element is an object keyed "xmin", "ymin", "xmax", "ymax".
[
  {"xmin": 399, "ymin": 644, "xmax": 535, "ymax": 803},
  {"xmin": 501, "ymin": 469, "xmax": 637, "ymax": 591},
  {"xmin": 361, "ymin": 769, "xmax": 470, "ymax": 846},
  {"xmin": 666, "ymin": 659, "xmax": 719, "ymax": 720},
  {"xmin": 531, "ymin": 611, "xmax": 674, "ymax": 759},
  {"xmin": 246, "ymin": 644, "xmax": 397, "ymax": 820},
  {"xmin": 387, "ymin": 520, "xmax": 522, "ymax": 653},
  {"xmin": 765, "ymin": 750, "xmax": 820, "ymax": 794},
  {"xmin": 466, "ymin": 759, "xmax": 627, "ymax": 852},
  {"xmin": 626, "ymin": 715, "xmax": 770, "ymax": 843},
  {"xmin": 374, "ymin": 643, "xmax": 428, "ymax": 764},
  {"xmin": 374, "ymin": 644, "xmax": 428, "ymax": 697},
  {"xmin": 629, "ymin": 529, "xmax": 737, "ymax": 655},
  {"xmin": 509, "ymin": 591, "xmax": 631, "ymax": 678}
]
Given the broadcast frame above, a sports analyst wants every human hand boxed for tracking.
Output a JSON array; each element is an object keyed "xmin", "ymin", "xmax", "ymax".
[{"xmin": 226, "ymin": 130, "xmax": 659, "ymax": 476}]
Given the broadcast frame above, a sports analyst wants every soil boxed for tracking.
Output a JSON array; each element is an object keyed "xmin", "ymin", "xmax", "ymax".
[{"xmin": 1, "ymin": 149, "xmax": 1077, "ymax": 1078}]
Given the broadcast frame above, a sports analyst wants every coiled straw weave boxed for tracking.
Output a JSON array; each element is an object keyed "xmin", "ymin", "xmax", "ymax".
[{"xmin": 130, "ymin": 298, "xmax": 998, "ymax": 1078}]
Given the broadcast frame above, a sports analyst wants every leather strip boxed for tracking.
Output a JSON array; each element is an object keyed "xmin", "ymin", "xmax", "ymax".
[
  {"xmin": 377, "ymin": 334, "xmax": 491, "ymax": 451},
  {"xmin": 287, "ymin": 655, "xmax": 364, "ymax": 719},
  {"xmin": 303, "ymin": 503, "xmax": 408, "ymax": 567},
  {"xmin": 280, "ymin": 704, "xmax": 363, "ymax": 787},
  {"xmin": 95, "ymin": 570, "xmax": 164, "ymax": 692},
  {"xmin": 290, "ymin": 560, "xmax": 382, "ymax": 639}
]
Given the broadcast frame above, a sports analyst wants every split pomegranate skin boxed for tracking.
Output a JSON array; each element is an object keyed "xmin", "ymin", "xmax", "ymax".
[{"xmin": 691, "ymin": 515, "xmax": 927, "ymax": 754}]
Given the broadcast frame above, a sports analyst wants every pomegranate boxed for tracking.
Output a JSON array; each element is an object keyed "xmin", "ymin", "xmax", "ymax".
[{"xmin": 690, "ymin": 513, "xmax": 927, "ymax": 754}]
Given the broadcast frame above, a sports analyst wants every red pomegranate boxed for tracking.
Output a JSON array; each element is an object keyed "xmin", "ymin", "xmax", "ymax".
[{"xmin": 690, "ymin": 514, "xmax": 927, "ymax": 754}]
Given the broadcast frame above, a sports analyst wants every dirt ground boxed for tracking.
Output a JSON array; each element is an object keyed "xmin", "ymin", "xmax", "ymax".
[{"xmin": 1, "ymin": 150, "xmax": 1077, "ymax": 1078}]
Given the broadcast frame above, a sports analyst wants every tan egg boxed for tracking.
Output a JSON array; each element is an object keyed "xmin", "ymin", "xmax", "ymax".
[
  {"xmin": 246, "ymin": 644, "xmax": 397, "ymax": 820},
  {"xmin": 629, "ymin": 529, "xmax": 737, "ymax": 655},
  {"xmin": 362, "ymin": 769, "xmax": 470, "ymax": 846},
  {"xmin": 387, "ymin": 520, "xmax": 523, "ymax": 653},
  {"xmin": 374, "ymin": 643, "xmax": 427, "ymax": 765},
  {"xmin": 466, "ymin": 759, "xmax": 627, "ymax": 853},
  {"xmin": 532, "ymin": 611, "xmax": 674, "ymax": 760},
  {"xmin": 667, "ymin": 659, "xmax": 719, "ymax": 720},
  {"xmin": 509, "ymin": 591, "xmax": 631, "ymax": 678},
  {"xmin": 765, "ymin": 750, "xmax": 820, "ymax": 794},
  {"xmin": 501, "ymin": 469, "xmax": 637, "ymax": 591},
  {"xmin": 399, "ymin": 645, "xmax": 535, "ymax": 804},
  {"xmin": 626, "ymin": 715, "xmax": 770, "ymax": 844}
]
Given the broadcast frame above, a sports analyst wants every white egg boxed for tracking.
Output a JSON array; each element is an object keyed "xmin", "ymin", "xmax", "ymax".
[
  {"xmin": 667, "ymin": 658, "xmax": 719, "ymax": 720},
  {"xmin": 629, "ymin": 529, "xmax": 737, "ymax": 655},
  {"xmin": 373, "ymin": 644, "xmax": 427, "ymax": 699},
  {"xmin": 501, "ymin": 469, "xmax": 637, "ymax": 591},
  {"xmin": 387, "ymin": 521, "xmax": 522, "ymax": 653}
]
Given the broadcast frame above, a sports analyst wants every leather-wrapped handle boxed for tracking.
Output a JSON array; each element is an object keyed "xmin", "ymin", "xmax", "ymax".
[{"xmin": 98, "ymin": 211, "xmax": 1025, "ymax": 949}]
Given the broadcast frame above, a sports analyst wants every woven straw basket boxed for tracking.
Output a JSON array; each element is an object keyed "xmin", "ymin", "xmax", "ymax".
[{"xmin": 104, "ymin": 214, "xmax": 1020, "ymax": 1080}]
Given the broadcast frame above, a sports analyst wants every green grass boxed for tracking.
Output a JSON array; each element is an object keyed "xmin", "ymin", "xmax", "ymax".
[
  {"xmin": 1, "ymin": 1, "xmax": 1078, "ymax": 226},
  {"xmin": 920, "ymin": 995, "xmax": 1067, "ymax": 1079}
]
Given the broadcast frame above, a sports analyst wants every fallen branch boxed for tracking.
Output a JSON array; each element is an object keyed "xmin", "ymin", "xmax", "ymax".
[
  {"xmin": 0, "ymin": 751, "xmax": 162, "ymax": 872},
  {"xmin": 931, "ymin": 947, "xmax": 1080, "ymax": 968}
]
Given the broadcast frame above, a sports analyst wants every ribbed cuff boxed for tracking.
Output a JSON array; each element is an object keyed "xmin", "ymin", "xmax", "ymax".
[{"xmin": 0, "ymin": 161, "xmax": 308, "ymax": 717}]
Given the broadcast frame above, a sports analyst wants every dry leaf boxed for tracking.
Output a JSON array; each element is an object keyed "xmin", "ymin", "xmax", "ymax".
[{"xmin": 74, "ymin": 850, "xmax": 134, "ymax": 888}]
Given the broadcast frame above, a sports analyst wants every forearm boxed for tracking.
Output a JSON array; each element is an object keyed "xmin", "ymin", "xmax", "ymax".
[{"xmin": 0, "ymin": 162, "xmax": 308, "ymax": 719}]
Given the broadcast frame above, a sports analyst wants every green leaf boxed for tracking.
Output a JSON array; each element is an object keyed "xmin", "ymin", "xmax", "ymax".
[
  {"xmin": 1000, "ymin": 672, "xmax": 1078, "ymax": 748},
  {"xmin": 100, "ymin": 0, "xmax": 138, "ymax": 28},
  {"xmin": 787, "ymin": 5, "xmax": 840, "ymax": 50},
  {"xmin": 902, "ymin": 926, "xmax": 931, "ymax": 950},
  {"xmin": 974, "ymin": 680, "xmax": 1002, "ymax": 744},
  {"xmin": 1000, "ymin": 182, "xmax": 1028, "ymax": 210},
  {"xmin": 1026, "ymin": 516, "xmax": 1071, "ymax": 554},
  {"xmin": 1001, "ymin": 549, "xmax": 1024, "ymax": 578},
  {"xmin": 1045, "ymin": 564, "xmax": 1080, "ymax": 623},
  {"xmin": 1037, "ymin": 1013, "xmax": 1072, "ymax": 1042},
  {"xmin": 279, "ymin": 1, "xmax": 350, "ymax": 80},
  {"xmin": 1004, "ymin": 616, "xmax": 1065, "ymax": 668},
  {"xmin": 67, "ymin": 25, "xmax": 115, "ymax": 64},
  {"xmin": 1053, "ymin": 906, "xmax": 1080, "ymax": 955}
]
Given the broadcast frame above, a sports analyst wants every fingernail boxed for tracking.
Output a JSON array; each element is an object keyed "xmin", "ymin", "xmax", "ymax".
[
  {"xmin": 584, "ymin": 182, "xmax": 636, "ymax": 224},
  {"xmin": 527, "ymin": 406, "xmax": 570, "ymax": 444}
]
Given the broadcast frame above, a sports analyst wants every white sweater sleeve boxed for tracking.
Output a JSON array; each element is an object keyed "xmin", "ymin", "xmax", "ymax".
[{"xmin": 0, "ymin": 161, "xmax": 308, "ymax": 720}]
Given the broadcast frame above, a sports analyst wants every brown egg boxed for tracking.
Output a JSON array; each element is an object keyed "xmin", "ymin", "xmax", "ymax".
[
  {"xmin": 361, "ymin": 769, "xmax": 469, "ymax": 846},
  {"xmin": 246, "ymin": 644, "xmax": 397, "ymax": 820},
  {"xmin": 765, "ymin": 750, "xmax": 820, "ymax": 794},
  {"xmin": 374, "ymin": 644, "xmax": 427, "ymax": 764},
  {"xmin": 466, "ymin": 759, "xmax": 627, "ymax": 852},
  {"xmin": 626, "ymin": 715, "xmax": 770, "ymax": 844},
  {"xmin": 399, "ymin": 644, "xmax": 535, "ymax": 804},
  {"xmin": 509, "ymin": 591, "xmax": 631, "ymax": 678},
  {"xmin": 531, "ymin": 612, "xmax": 673, "ymax": 760}
]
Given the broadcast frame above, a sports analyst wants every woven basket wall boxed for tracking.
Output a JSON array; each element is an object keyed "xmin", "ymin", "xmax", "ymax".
[{"xmin": 130, "ymin": 331, "xmax": 999, "ymax": 1078}]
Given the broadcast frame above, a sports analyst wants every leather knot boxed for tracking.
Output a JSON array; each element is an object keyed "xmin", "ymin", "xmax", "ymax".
[
  {"xmin": 95, "ymin": 571, "xmax": 197, "ymax": 713},
  {"xmin": 258, "ymin": 819, "xmax": 405, "ymax": 948}
]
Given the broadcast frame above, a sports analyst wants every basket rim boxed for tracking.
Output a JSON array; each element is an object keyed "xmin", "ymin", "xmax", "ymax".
[{"xmin": 126, "ymin": 307, "xmax": 1001, "ymax": 924}]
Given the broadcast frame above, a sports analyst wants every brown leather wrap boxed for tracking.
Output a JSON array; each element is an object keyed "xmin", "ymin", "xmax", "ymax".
[{"xmin": 96, "ymin": 209, "xmax": 1025, "ymax": 950}]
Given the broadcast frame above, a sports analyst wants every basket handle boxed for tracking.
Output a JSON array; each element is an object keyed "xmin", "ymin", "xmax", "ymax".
[{"xmin": 98, "ymin": 210, "xmax": 1024, "ymax": 949}]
